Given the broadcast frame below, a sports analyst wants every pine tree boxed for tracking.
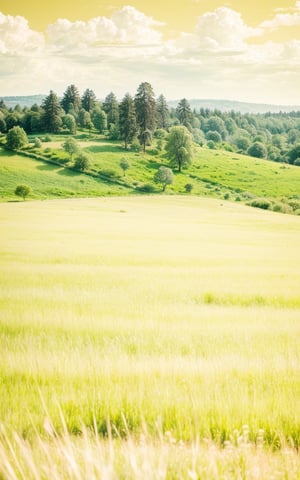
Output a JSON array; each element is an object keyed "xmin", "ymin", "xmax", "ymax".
[
  {"xmin": 134, "ymin": 82, "xmax": 156, "ymax": 151},
  {"xmin": 119, "ymin": 93, "xmax": 137, "ymax": 150},
  {"xmin": 42, "ymin": 91, "xmax": 63, "ymax": 133},
  {"xmin": 103, "ymin": 92, "xmax": 119, "ymax": 127},
  {"xmin": 176, "ymin": 98, "xmax": 193, "ymax": 130},
  {"xmin": 156, "ymin": 94, "xmax": 169, "ymax": 129},
  {"xmin": 61, "ymin": 85, "xmax": 81, "ymax": 115},
  {"xmin": 81, "ymin": 89, "xmax": 97, "ymax": 112}
]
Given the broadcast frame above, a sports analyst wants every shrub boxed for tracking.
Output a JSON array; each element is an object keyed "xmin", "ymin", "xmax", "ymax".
[
  {"xmin": 184, "ymin": 183, "xmax": 193, "ymax": 193},
  {"xmin": 100, "ymin": 168, "xmax": 120, "ymax": 178},
  {"xmin": 6, "ymin": 126, "xmax": 28, "ymax": 150},
  {"xmin": 224, "ymin": 193, "xmax": 230, "ymax": 200},
  {"xmin": 136, "ymin": 183, "xmax": 156, "ymax": 193},
  {"xmin": 207, "ymin": 140, "xmax": 216, "ymax": 149},
  {"xmin": 248, "ymin": 199, "xmax": 271, "ymax": 210},
  {"xmin": 74, "ymin": 152, "xmax": 91, "ymax": 171},
  {"xmin": 130, "ymin": 138, "xmax": 141, "ymax": 152},
  {"xmin": 15, "ymin": 184, "xmax": 31, "ymax": 200},
  {"xmin": 294, "ymin": 158, "xmax": 300, "ymax": 166},
  {"xmin": 34, "ymin": 137, "xmax": 42, "ymax": 148},
  {"xmin": 43, "ymin": 135, "xmax": 52, "ymax": 142}
]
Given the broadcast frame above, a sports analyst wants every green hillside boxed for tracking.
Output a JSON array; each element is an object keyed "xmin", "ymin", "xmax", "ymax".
[{"xmin": 1, "ymin": 134, "xmax": 299, "ymax": 213}]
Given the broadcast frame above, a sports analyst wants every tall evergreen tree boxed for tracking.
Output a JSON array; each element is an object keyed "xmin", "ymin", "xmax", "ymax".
[
  {"xmin": 176, "ymin": 98, "xmax": 193, "ymax": 130},
  {"xmin": 156, "ymin": 94, "xmax": 169, "ymax": 129},
  {"xmin": 81, "ymin": 89, "xmax": 97, "ymax": 112},
  {"xmin": 119, "ymin": 93, "xmax": 137, "ymax": 150},
  {"xmin": 134, "ymin": 82, "xmax": 156, "ymax": 151},
  {"xmin": 61, "ymin": 84, "xmax": 81, "ymax": 115},
  {"xmin": 102, "ymin": 92, "xmax": 119, "ymax": 127},
  {"xmin": 42, "ymin": 90, "xmax": 63, "ymax": 133}
]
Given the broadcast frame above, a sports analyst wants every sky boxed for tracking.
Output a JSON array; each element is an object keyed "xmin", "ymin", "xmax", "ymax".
[{"xmin": 0, "ymin": 0, "xmax": 300, "ymax": 104}]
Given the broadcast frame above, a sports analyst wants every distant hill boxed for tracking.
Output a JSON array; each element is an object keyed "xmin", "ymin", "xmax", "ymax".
[
  {"xmin": 1, "ymin": 95, "xmax": 300, "ymax": 114},
  {"xmin": 0, "ymin": 95, "xmax": 46, "ymax": 109},
  {"xmin": 168, "ymin": 99, "xmax": 300, "ymax": 114}
]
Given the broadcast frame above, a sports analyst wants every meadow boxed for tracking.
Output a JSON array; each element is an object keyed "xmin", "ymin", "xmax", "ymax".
[
  {"xmin": 1, "ymin": 135, "xmax": 300, "ymax": 213},
  {"xmin": 1, "ymin": 196, "xmax": 300, "ymax": 478}
]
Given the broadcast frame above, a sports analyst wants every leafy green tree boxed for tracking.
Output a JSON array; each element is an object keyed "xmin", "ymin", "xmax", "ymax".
[
  {"xmin": 206, "ymin": 130, "xmax": 222, "ymax": 143},
  {"xmin": 91, "ymin": 108, "xmax": 107, "ymax": 133},
  {"xmin": 119, "ymin": 93, "xmax": 137, "ymax": 149},
  {"xmin": 135, "ymin": 82, "xmax": 156, "ymax": 148},
  {"xmin": 78, "ymin": 108, "xmax": 93, "ymax": 129},
  {"xmin": 15, "ymin": 184, "xmax": 31, "ymax": 200},
  {"xmin": 247, "ymin": 141, "xmax": 267, "ymax": 158},
  {"xmin": 234, "ymin": 135, "xmax": 251, "ymax": 152},
  {"xmin": 176, "ymin": 98, "xmax": 193, "ymax": 130},
  {"xmin": 156, "ymin": 94, "xmax": 169, "ymax": 129},
  {"xmin": 165, "ymin": 126, "xmax": 193, "ymax": 172},
  {"xmin": 61, "ymin": 84, "xmax": 81, "ymax": 115},
  {"xmin": 42, "ymin": 91, "xmax": 63, "ymax": 133},
  {"xmin": 63, "ymin": 114, "xmax": 76, "ymax": 134},
  {"xmin": 287, "ymin": 144, "xmax": 300, "ymax": 164},
  {"xmin": 34, "ymin": 137, "xmax": 42, "ymax": 148},
  {"xmin": 0, "ymin": 117, "xmax": 7, "ymax": 133},
  {"xmin": 62, "ymin": 138, "xmax": 80, "ymax": 161},
  {"xmin": 74, "ymin": 152, "xmax": 91, "ymax": 171},
  {"xmin": 154, "ymin": 166, "xmax": 174, "ymax": 191},
  {"xmin": 120, "ymin": 157, "xmax": 130, "ymax": 176},
  {"xmin": 6, "ymin": 126, "xmax": 28, "ymax": 150},
  {"xmin": 81, "ymin": 89, "xmax": 97, "ymax": 112},
  {"xmin": 205, "ymin": 116, "xmax": 227, "ymax": 140},
  {"xmin": 103, "ymin": 92, "xmax": 119, "ymax": 127}
]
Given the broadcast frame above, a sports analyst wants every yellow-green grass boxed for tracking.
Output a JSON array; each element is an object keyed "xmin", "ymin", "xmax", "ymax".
[
  {"xmin": 2, "ymin": 136, "xmax": 300, "ymax": 206},
  {"xmin": 1, "ymin": 195, "xmax": 300, "ymax": 468},
  {"xmin": 0, "ymin": 149, "xmax": 131, "ymax": 201}
]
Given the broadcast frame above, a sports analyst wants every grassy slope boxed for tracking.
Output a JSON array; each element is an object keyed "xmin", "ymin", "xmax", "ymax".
[
  {"xmin": 1, "ymin": 135, "xmax": 300, "ymax": 204},
  {"xmin": 0, "ymin": 197, "xmax": 300, "ymax": 477}
]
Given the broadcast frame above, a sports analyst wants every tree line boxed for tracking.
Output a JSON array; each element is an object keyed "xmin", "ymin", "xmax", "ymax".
[{"xmin": 0, "ymin": 82, "xmax": 300, "ymax": 165}]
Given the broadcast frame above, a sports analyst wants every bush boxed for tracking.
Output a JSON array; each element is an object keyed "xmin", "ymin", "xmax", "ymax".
[
  {"xmin": 43, "ymin": 135, "xmax": 52, "ymax": 142},
  {"xmin": 207, "ymin": 140, "xmax": 216, "ymax": 149},
  {"xmin": 130, "ymin": 138, "xmax": 141, "ymax": 152},
  {"xmin": 294, "ymin": 158, "xmax": 300, "ymax": 166},
  {"xmin": 248, "ymin": 199, "xmax": 271, "ymax": 210},
  {"xmin": 224, "ymin": 193, "xmax": 230, "ymax": 200},
  {"xmin": 184, "ymin": 183, "xmax": 193, "ymax": 193},
  {"xmin": 74, "ymin": 152, "xmax": 91, "ymax": 171},
  {"xmin": 15, "ymin": 184, "xmax": 31, "ymax": 200},
  {"xmin": 136, "ymin": 183, "xmax": 156, "ymax": 193},
  {"xmin": 100, "ymin": 168, "xmax": 120, "ymax": 178},
  {"xmin": 34, "ymin": 137, "xmax": 42, "ymax": 148},
  {"xmin": 6, "ymin": 126, "xmax": 28, "ymax": 150}
]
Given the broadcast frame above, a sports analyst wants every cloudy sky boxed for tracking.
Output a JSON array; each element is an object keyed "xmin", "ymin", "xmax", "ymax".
[{"xmin": 1, "ymin": 0, "xmax": 300, "ymax": 104}]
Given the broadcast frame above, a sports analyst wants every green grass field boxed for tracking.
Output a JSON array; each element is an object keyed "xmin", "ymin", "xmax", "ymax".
[
  {"xmin": 1, "ymin": 136, "xmax": 300, "ymax": 211},
  {"xmin": 1, "ymin": 196, "xmax": 300, "ymax": 478}
]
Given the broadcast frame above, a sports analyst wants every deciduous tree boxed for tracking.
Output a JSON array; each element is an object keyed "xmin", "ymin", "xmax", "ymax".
[{"xmin": 165, "ymin": 126, "xmax": 193, "ymax": 172}]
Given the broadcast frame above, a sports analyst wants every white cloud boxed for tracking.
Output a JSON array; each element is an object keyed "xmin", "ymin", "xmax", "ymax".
[
  {"xmin": 0, "ymin": 6, "xmax": 299, "ymax": 103},
  {"xmin": 260, "ymin": 0, "xmax": 300, "ymax": 28},
  {"xmin": 46, "ymin": 5, "xmax": 163, "ymax": 53},
  {"xmin": 0, "ymin": 12, "xmax": 44, "ymax": 55}
]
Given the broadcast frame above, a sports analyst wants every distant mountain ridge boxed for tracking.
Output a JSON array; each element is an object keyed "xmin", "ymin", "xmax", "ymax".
[
  {"xmin": 1, "ymin": 94, "xmax": 300, "ymax": 114},
  {"xmin": 168, "ymin": 98, "xmax": 300, "ymax": 114}
]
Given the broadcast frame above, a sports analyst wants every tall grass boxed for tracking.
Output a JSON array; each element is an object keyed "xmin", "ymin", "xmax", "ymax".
[{"xmin": 1, "ymin": 196, "xmax": 300, "ymax": 477}]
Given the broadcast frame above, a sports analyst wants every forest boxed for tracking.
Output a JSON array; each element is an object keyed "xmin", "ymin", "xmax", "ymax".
[{"xmin": 1, "ymin": 82, "xmax": 300, "ymax": 166}]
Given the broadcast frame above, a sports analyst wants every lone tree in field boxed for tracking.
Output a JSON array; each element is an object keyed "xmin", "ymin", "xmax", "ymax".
[
  {"xmin": 154, "ymin": 166, "xmax": 174, "ymax": 191},
  {"xmin": 62, "ymin": 137, "xmax": 80, "ymax": 162},
  {"xmin": 120, "ymin": 157, "xmax": 130, "ymax": 176},
  {"xmin": 15, "ymin": 184, "xmax": 31, "ymax": 200},
  {"xmin": 74, "ymin": 152, "xmax": 91, "ymax": 171},
  {"xmin": 165, "ymin": 126, "xmax": 193, "ymax": 172},
  {"xmin": 6, "ymin": 126, "xmax": 28, "ymax": 150}
]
